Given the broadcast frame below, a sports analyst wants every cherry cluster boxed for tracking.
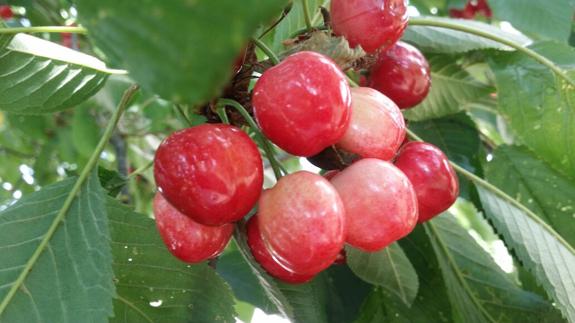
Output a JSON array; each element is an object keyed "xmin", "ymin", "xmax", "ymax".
[{"xmin": 152, "ymin": 0, "xmax": 458, "ymax": 284}]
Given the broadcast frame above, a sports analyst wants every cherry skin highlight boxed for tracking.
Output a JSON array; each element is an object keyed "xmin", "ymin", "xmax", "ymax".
[
  {"xmin": 258, "ymin": 171, "xmax": 346, "ymax": 275},
  {"xmin": 394, "ymin": 142, "xmax": 459, "ymax": 223},
  {"xmin": 247, "ymin": 215, "xmax": 315, "ymax": 284},
  {"xmin": 252, "ymin": 51, "xmax": 351, "ymax": 157},
  {"xmin": 154, "ymin": 124, "xmax": 263, "ymax": 226},
  {"xmin": 330, "ymin": 159, "xmax": 418, "ymax": 252},
  {"xmin": 331, "ymin": 0, "xmax": 409, "ymax": 53},
  {"xmin": 153, "ymin": 193, "xmax": 233, "ymax": 263},
  {"xmin": 337, "ymin": 87, "xmax": 405, "ymax": 160},
  {"xmin": 367, "ymin": 41, "xmax": 431, "ymax": 110}
]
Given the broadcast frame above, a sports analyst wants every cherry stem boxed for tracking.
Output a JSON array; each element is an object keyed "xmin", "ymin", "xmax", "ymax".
[
  {"xmin": 405, "ymin": 128, "xmax": 575, "ymax": 253},
  {"xmin": 0, "ymin": 84, "xmax": 140, "ymax": 315},
  {"xmin": 174, "ymin": 104, "xmax": 193, "ymax": 127},
  {"xmin": 302, "ymin": 0, "xmax": 313, "ymax": 30},
  {"xmin": 0, "ymin": 26, "xmax": 87, "ymax": 34},
  {"xmin": 408, "ymin": 17, "xmax": 575, "ymax": 88},
  {"xmin": 216, "ymin": 98, "xmax": 286, "ymax": 180},
  {"xmin": 126, "ymin": 160, "xmax": 154, "ymax": 180},
  {"xmin": 252, "ymin": 37, "xmax": 280, "ymax": 65}
]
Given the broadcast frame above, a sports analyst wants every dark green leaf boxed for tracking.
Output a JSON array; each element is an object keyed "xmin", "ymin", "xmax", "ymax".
[
  {"xmin": 75, "ymin": 0, "xmax": 288, "ymax": 105},
  {"xmin": 478, "ymin": 187, "xmax": 575, "ymax": 322},
  {"xmin": 489, "ymin": 41, "xmax": 575, "ymax": 178},
  {"xmin": 403, "ymin": 17, "xmax": 531, "ymax": 54},
  {"xmin": 72, "ymin": 105, "xmax": 100, "ymax": 158},
  {"xmin": 0, "ymin": 172, "xmax": 114, "ymax": 322},
  {"xmin": 490, "ymin": 0, "xmax": 573, "ymax": 42},
  {"xmin": 403, "ymin": 55, "xmax": 491, "ymax": 121},
  {"xmin": 98, "ymin": 167, "xmax": 127, "ymax": 197},
  {"xmin": 0, "ymin": 34, "xmax": 121, "ymax": 114},
  {"xmin": 346, "ymin": 243, "xmax": 419, "ymax": 307},
  {"xmin": 107, "ymin": 199, "xmax": 236, "ymax": 323},
  {"xmin": 425, "ymin": 214, "xmax": 559, "ymax": 323},
  {"xmin": 486, "ymin": 145, "xmax": 575, "ymax": 247}
]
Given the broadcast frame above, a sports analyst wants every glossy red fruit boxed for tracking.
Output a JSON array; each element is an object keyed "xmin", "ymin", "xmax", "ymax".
[
  {"xmin": 153, "ymin": 193, "xmax": 233, "ymax": 263},
  {"xmin": 247, "ymin": 216, "xmax": 315, "ymax": 284},
  {"xmin": 252, "ymin": 51, "xmax": 351, "ymax": 157},
  {"xmin": 337, "ymin": 87, "xmax": 405, "ymax": 160},
  {"xmin": 258, "ymin": 171, "xmax": 346, "ymax": 275},
  {"xmin": 154, "ymin": 124, "xmax": 263, "ymax": 226},
  {"xmin": 449, "ymin": 4, "xmax": 475, "ymax": 19},
  {"xmin": 0, "ymin": 6, "xmax": 13, "ymax": 20},
  {"xmin": 367, "ymin": 42, "xmax": 431, "ymax": 109},
  {"xmin": 331, "ymin": 0, "xmax": 409, "ymax": 53},
  {"xmin": 394, "ymin": 142, "xmax": 459, "ymax": 223},
  {"xmin": 330, "ymin": 159, "xmax": 418, "ymax": 251},
  {"xmin": 474, "ymin": 0, "xmax": 492, "ymax": 18}
]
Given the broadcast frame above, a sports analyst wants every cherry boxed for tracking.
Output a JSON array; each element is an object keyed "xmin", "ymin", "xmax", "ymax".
[
  {"xmin": 0, "ymin": 6, "xmax": 13, "ymax": 20},
  {"xmin": 330, "ymin": 159, "xmax": 418, "ymax": 251},
  {"xmin": 154, "ymin": 124, "xmax": 263, "ymax": 226},
  {"xmin": 307, "ymin": 145, "xmax": 358, "ymax": 170},
  {"xmin": 153, "ymin": 193, "xmax": 233, "ymax": 263},
  {"xmin": 258, "ymin": 171, "xmax": 346, "ymax": 275},
  {"xmin": 336, "ymin": 87, "xmax": 405, "ymax": 160},
  {"xmin": 367, "ymin": 42, "xmax": 431, "ymax": 110},
  {"xmin": 330, "ymin": 0, "xmax": 409, "ymax": 53},
  {"xmin": 394, "ymin": 142, "xmax": 459, "ymax": 223},
  {"xmin": 246, "ymin": 215, "xmax": 315, "ymax": 284},
  {"xmin": 252, "ymin": 51, "xmax": 351, "ymax": 157},
  {"xmin": 449, "ymin": 0, "xmax": 492, "ymax": 19}
]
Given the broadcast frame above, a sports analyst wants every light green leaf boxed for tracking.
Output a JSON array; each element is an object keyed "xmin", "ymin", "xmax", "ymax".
[
  {"xmin": 403, "ymin": 17, "xmax": 531, "ymax": 54},
  {"xmin": 75, "ymin": 0, "xmax": 288, "ymax": 105},
  {"xmin": 490, "ymin": 0, "xmax": 573, "ymax": 42},
  {"xmin": 489, "ymin": 41, "xmax": 575, "ymax": 178},
  {"xmin": 478, "ymin": 187, "xmax": 575, "ymax": 322},
  {"xmin": 403, "ymin": 55, "xmax": 491, "ymax": 121},
  {"xmin": 107, "ymin": 199, "xmax": 236, "ymax": 323},
  {"xmin": 0, "ymin": 21, "xmax": 13, "ymax": 48},
  {"xmin": 232, "ymin": 224, "xmax": 295, "ymax": 320},
  {"xmin": 0, "ymin": 34, "xmax": 122, "ymax": 114},
  {"xmin": 0, "ymin": 172, "xmax": 114, "ymax": 322},
  {"xmin": 425, "ymin": 214, "xmax": 559, "ymax": 323},
  {"xmin": 346, "ymin": 244, "xmax": 419, "ymax": 307},
  {"xmin": 486, "ymin": 145, "xmax": 575, "ymax": 248}
]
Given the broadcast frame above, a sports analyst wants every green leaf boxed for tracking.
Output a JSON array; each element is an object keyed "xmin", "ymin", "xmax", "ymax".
[
  {"xmin": 489, "ymin": 41, "xmax": 575, "ymax": 178},
  {"xmin": 477, "ymin": 187, "xmax": 575, "ymax": 322},
  {"xmin": 75, "ymin": 0, "xmax": 288, "ymax": 105},
  {"xmin": 107, "ymin": 199, "xmax": 236, "ymax": 323},
  {"xmin": 217, "ymin": 241, "xmax": 279, "ymax": 314},
  {"xmin": 346, "ymin": 243, "xmax": 419, "ymax": 307},
  {"xmin": 403, "ymin": 17, "xmax": 531, "ymax": 54},
  {"xmin": 425, "ymin": 214, "xmax": 558, "ymax": 323},
  {"xmin": 231, "ymin": 224, "xmax": 295, "ymax": 320},
  {"xmin": 489, "ymin": 0, "xmax": 573, "ymax": 42},
  {"xmin": 0, "ymin": 172, "xmax": 114, "ymax": 322},
  {"xmin": 72, "ymin": 105, "xmax": 101, "ymax": 158},
  {"xmin": 0, "ymin": 34, "xmax": 122, "ymax": 114},
  {"xmin": 403, "ymin": 55, "xmax": 491, "ymax": 121},
  {"xmin": 486, "ymin": 145, "xmax": 575, "ymax": 248},
  {"xmin": 0, "ymin": 21, "xmax": 13, "ymax": 49},
  {"xmin": 277, "ymin": 276, "xmax": 330, "ymax": 323}
]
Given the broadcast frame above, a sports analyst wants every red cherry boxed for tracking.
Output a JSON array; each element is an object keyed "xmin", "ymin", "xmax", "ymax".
[
  {"xmin": 247, "ymin": 215, "xmax": 315, "ymax": 284},
  {"xmin": 367, "ymin": 42, "xmax": 431, "ymax": 110},
  {"xmin": 0, "ymin": 6, "xmax": 13, "ymax": 20},
  {"xmin": 258, "ymin": 171, "xmax": 346, "ymax": 275},
  {"xmin": 153, "ymin": 193, "xmax": 233, "ymax": 263},
  {"xmin": 474, "ymin": 0, "xmax": 492, "ymax": 18},
  {"xmin": 154, "ymin": 124, "xmax": 263, "ymax": 226},
  {"xmin": 252, "ymin": 51, "xmax": 351, "ymax": 157},
  {"xmin": 330, "ymin": 0, "xmax": 408, "ymax": 53},
  {"xmin": 394, "ymin": 142, "xmax": 459, "ymax": 223},
  {"xmin": 337, "ymin": 87, "xmax": 405, "ymax": 160},
  {"xmin": 330, "ymin": 159, "xmax": 418, "ymax": 251},
  {"xmin": 322, "ymin": 170, "xmax": 340, "ymax": 180}
]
